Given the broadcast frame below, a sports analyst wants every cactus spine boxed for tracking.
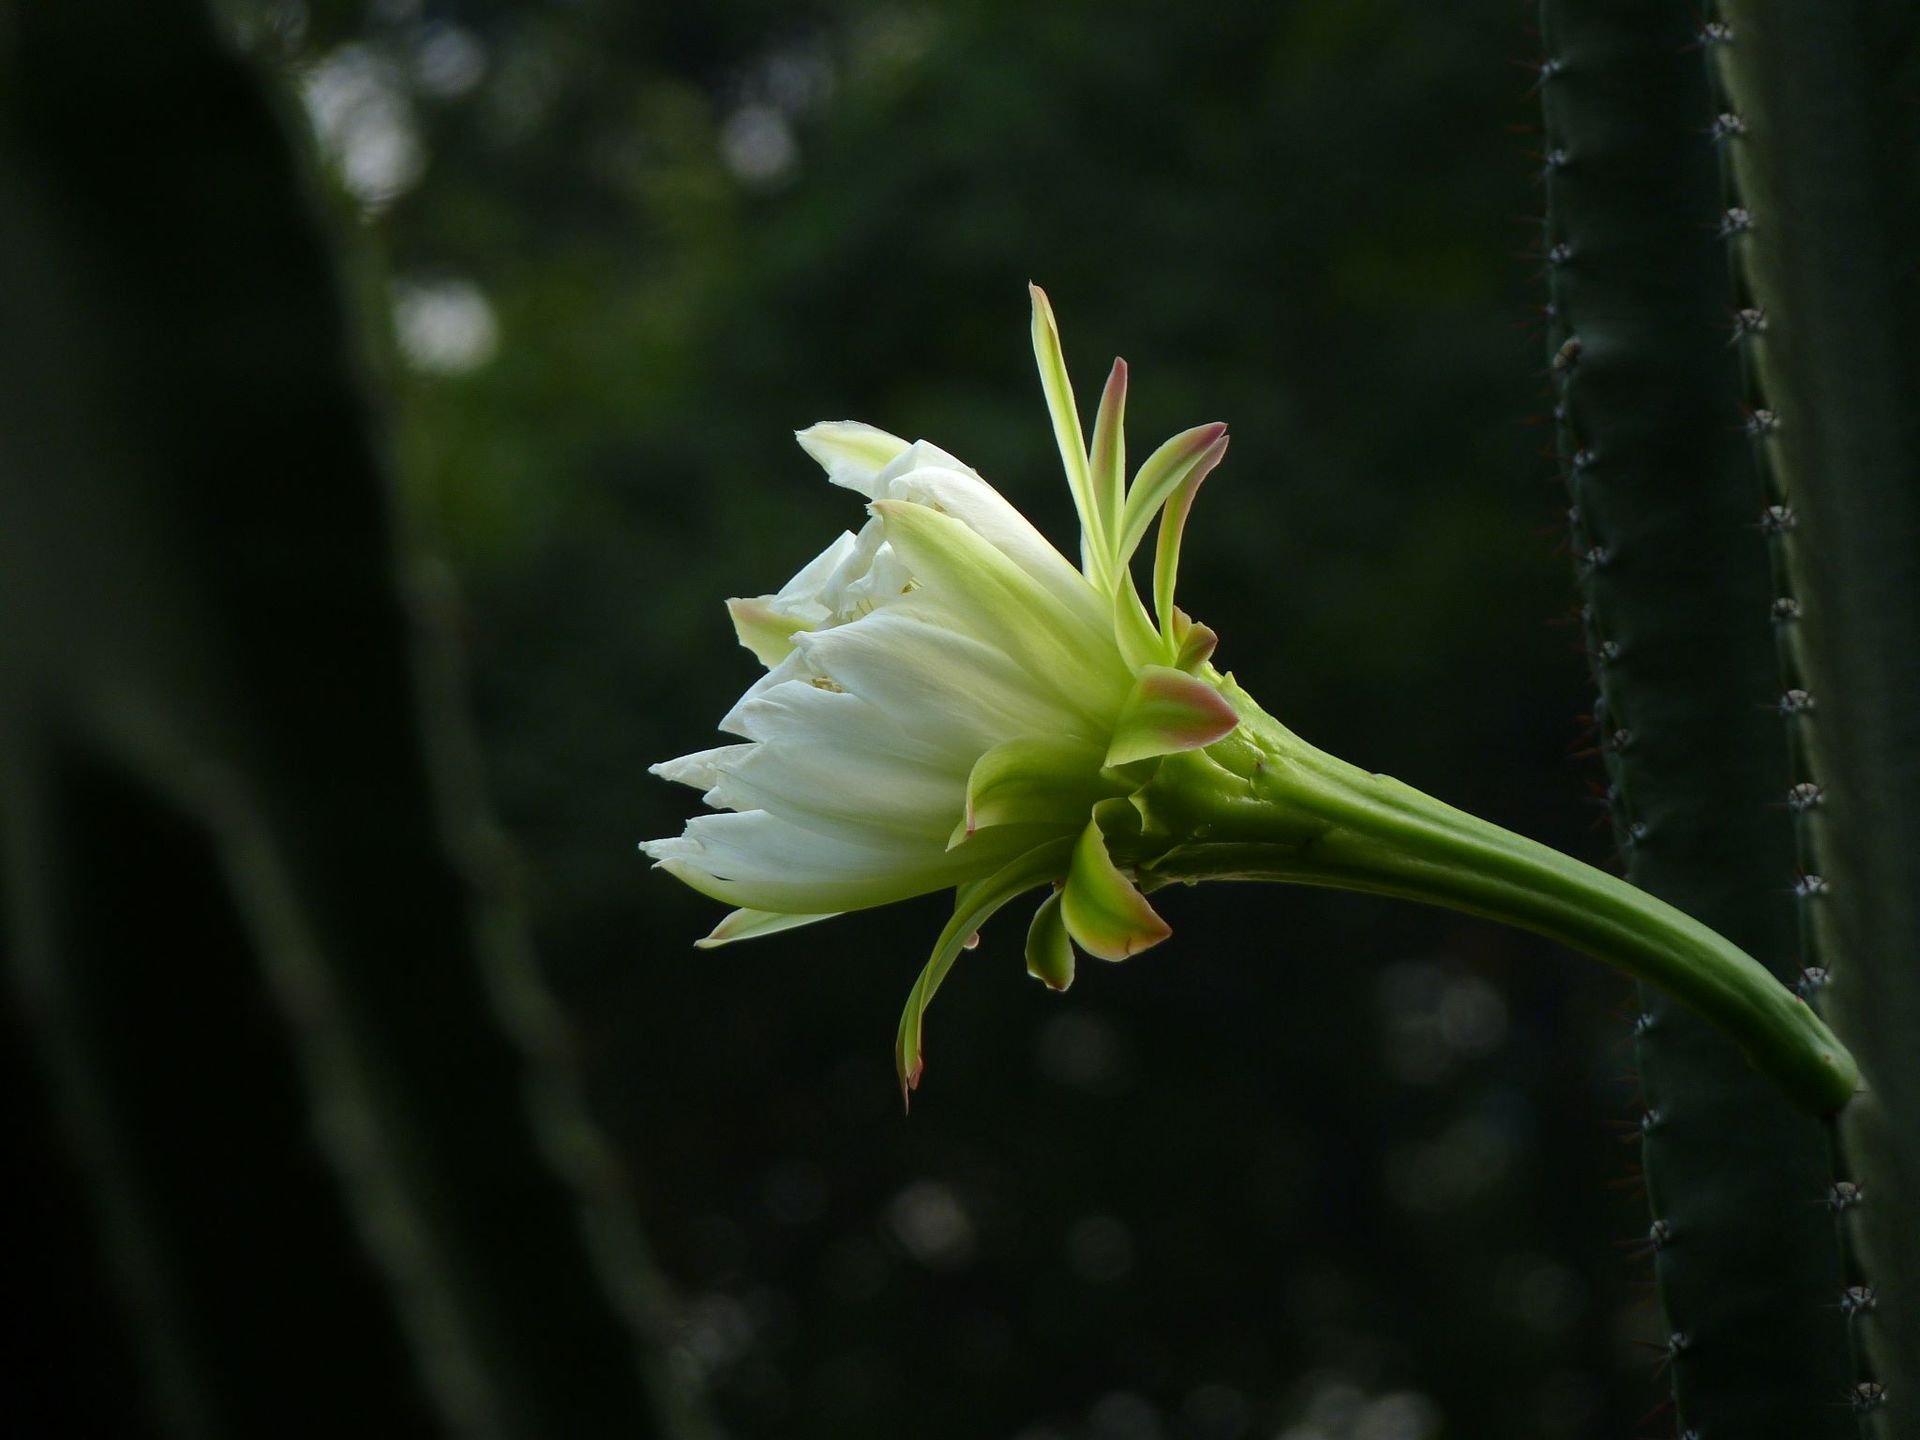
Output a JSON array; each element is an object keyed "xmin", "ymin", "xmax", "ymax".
[{"xmin": 1536, "ymin": 3, "xmax": 1856, "ymax": 1433}]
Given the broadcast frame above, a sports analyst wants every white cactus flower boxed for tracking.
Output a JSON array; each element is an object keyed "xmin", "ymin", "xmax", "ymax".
[
  {"xmin": 646, "ymin": 285, "xmax": 1236, "ymax": 1094},
  {"xmin": 646, "ymin": 286, "xmax": 1857, "ymax": 1117}
]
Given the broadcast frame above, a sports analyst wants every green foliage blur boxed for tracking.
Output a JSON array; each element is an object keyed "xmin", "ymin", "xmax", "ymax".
[{"xmin": 25, "ymin": 0, "xmax": 1673, "ymax": 1434}]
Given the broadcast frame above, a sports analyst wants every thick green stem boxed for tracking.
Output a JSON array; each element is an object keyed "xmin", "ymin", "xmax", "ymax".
[{"xmin": 1138, "ymin": 688, "xmax": 1857, "ymax": 1116}]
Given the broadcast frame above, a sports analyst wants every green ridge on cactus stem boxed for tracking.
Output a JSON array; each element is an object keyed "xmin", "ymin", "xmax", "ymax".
[
  {"xmin": 1712, "ymin": 5, "xmax": 1920, "ymax": 1431},
  {"xmin": 1533, "ymin": 5, "xmax": 1858, "ymax": 1431}
]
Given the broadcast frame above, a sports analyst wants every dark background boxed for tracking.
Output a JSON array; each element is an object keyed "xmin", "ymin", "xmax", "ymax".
[{"xmin": 6, "ymin": 1, "xmax": 1670, "ymax": 1435}]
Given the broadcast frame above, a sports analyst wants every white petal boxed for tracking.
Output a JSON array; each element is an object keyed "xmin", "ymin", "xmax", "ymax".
[
  {"xmin": 721, "ymin": 647, "xmax": 818, "ymax": 725},
  {"xmin": 795, "ymin": 604, "xmax": 1099, "ymax": 755},
  {"xmin": 796, "ymin": 421, "xmax": 912, "ymax": 498},
  {"xmin": 642, "ymin": 809, "xmax": 1022, "ymax": 913},
  {"xmin": 651, "ymin": 735, "xmax": 960, "ymax": 844},
  {"xmin": 869, "ymin": 438, "xmax": 981, "ymax": 493},
  {"xmin": 706, "ymin": 735, "xmax": 965, "ymax": 843},
  {"xmin": 719, "ymin": 677, "xmax": 962, "ymax": 789},
  {"xmin": 650, "ymin": 744, "xmax": 752, "ymax": 792},
  {"xmin": 834, "ymin": 540, "xmax": 916, "ymax": 620},
  {"xmin": 773, "ymin": 528, "xmax": 861, "ymax": 606}
]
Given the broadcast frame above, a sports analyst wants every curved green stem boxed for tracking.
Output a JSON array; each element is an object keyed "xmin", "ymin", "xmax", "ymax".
[{"xmin": 1137, "ymin": 682, "xmax": 1858, "ymax": 1115}]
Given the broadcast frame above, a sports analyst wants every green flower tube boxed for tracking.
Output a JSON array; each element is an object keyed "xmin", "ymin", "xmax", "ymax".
[{"xmin": 644, "ymin": 286, "xmax": 1858, "ymax": 1115}]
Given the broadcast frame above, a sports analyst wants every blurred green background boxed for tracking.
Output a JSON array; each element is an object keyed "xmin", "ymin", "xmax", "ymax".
[{"xmin": 3, "ymin": 1, "xmax": 1674, "ymax": 1435}]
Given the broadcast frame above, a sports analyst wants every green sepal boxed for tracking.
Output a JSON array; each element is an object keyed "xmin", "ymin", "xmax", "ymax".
[
  {"xmin": 1104, "ymin": 665, "xmax": 1240, "ymax": 767},
  {"xmin": 949, "ymin": 736, "xmax": 1120, "ymax": 849},
  {"xmin": 1088, "ymin": 357, "xmax": 1128, "ymax": 563},
  {"xmin": 694, "ymin": 906, "xmax": 839, "ymax": 949},
  {"xmin": 725, "ymin": 596, "xmax": 808, "ymax": 668},
  {"xmin": 1024, "ymin": 889, "xmax": 1076, "ymax": 991},
  {"xmin": 895, "ymin": 837, "xmax": 1075, "ymax": 1104},
  {"xmin": 1059, "ymin": 815, "xmax": 1171, "ymax": 962},
  {"xmin": 1028, "ymin": 283, "xmax": 1107, "ymax": 585}
]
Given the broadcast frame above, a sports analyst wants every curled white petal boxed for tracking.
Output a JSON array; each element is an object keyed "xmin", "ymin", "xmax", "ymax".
[{"xmin": 868, "ymin": 438, "xmax": 980, "ymax": 493}]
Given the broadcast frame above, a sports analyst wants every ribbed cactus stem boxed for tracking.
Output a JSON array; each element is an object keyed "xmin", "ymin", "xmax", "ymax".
[
  {"xmin": 1708, "ymin": 5, "xmax": 1920, "ymax": 1431},
  {"xmin": 1534, "ymin": 1, "xmax": 1856, "ymax": 1432}
]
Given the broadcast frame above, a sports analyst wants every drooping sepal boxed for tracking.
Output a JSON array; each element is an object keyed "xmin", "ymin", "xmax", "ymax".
[
  {"xmin": 1116, "ymin": 422, "xmax": 1228, "ymax": 569},
  {"xmin": 695, "ymin": 907, "xmax": 839, "ymax": 949},
  {"xmin": 895, "ymin": 838, "xmax": 1075, "ymax": 1104},
  {"xmin": 1059, "ymin": 812, "xmax": 1171, "ymax": 962},
  {"xmin": 1024, "ymin": 889, "xmax": 1076, "ymax": 991},
  {"xmin": 949, "ymin": 736, "xmax": 1118, "ymax": 848},
  {"xmin": 1104, "ymin": 665, "xmax": 1240, "ymax": 767}
]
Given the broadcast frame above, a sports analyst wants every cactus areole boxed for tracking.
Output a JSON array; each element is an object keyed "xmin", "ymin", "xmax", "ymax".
[{"xmin": 643, "ymin": 288, "xmax": 1859, "ymax": 1115}]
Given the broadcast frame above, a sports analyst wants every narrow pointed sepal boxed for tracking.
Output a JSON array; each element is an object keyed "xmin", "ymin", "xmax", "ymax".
[
  {"xmin": 895, "ymin": 838, "xmax": 1075, "ymax": 1106},
  {"xmin": 695, "ymin": 907, "xmax": 840, "ymax": 949},
  {"xmin": 1024, "ymin": 889, "xmax": 1076, "ymax": 991},
  {"xmin": 950, "ymin": 736, "xmax": 1116, "ymax": 849},
  {"xmin": 1104, "ymin": 665, "xmax": 1240, "ymax": 767},
  {"xmin": 1028, "ymin": 283, "xmax": 1106, "ymax": 582},
  {"xmin": 1088, "ymin": 358, "xmax": 1128, "ymax": 553},
  {"xmin": 1060, "ymin": 819, "xmax": 1171, "ymax": 962}
]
